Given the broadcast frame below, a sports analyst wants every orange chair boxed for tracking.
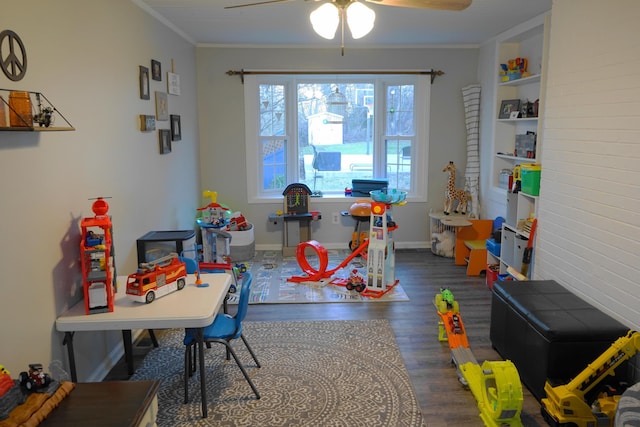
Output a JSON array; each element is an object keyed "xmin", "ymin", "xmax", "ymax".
[{"xmin": 454, "ymin": 219, "xmax": 493, "ymax": 276}]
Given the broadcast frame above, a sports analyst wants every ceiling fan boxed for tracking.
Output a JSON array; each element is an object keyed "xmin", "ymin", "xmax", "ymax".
[
  {"xmin": 225, "ymin": 0, "xmax": 472, "ymax": 54},
  {"xmin": 225, "ymin": 0, "xmax": 471, "ymax": 11}
]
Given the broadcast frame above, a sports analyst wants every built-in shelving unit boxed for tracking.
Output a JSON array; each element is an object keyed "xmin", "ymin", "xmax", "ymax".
[
  {"xmin": 491, "ymin": 18, "xmax": 549, "ymax": 191},
  {"xmin": 487, "ymin": 13, "xmax": 550, "ymax": 279},
  {"xmin": 487, "ymin": 191, "xmax": 538, "ymax": 277}
]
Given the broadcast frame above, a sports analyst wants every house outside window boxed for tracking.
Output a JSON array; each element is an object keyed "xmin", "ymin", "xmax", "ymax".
[{"xmin": 244, "ymin": 74, "xmax": 430, "ymax": 202}]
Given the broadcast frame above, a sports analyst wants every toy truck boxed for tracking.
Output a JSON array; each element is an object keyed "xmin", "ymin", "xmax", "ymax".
[
  {"xmin": 345, "ymin": 269, "xmax": 366, "ymax": 292},
  {"xmin": 541, "ymin": 330, "xmax": 640, "ymax": 427},
  {"xmin": 19, "ymin": 363, "xmax": 51, "ymax": 391},
  {"xmin": 126, "ymin": 253, "xmax": 187, "ymax": 304}
]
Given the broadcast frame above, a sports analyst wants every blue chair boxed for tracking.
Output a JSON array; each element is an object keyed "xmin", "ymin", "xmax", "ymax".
[
  {"xmin": 179, "ymin": 256, "xmax": 199, "ymax": 274},
  {"xmin": 183, "ymin": 272, "xmax": 260, "ymax": 403}
]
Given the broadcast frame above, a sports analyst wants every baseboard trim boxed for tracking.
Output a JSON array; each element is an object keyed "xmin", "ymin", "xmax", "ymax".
[
  {"xmin": 256, "ymin": 242, "xmax": 429, "ymax": 251},
  {"xmin": 89, "ymin": 329, "xmax": 145, "ymax": 382}
]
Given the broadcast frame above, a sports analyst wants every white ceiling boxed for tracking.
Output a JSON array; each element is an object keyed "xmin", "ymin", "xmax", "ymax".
[{"xmin": 136, "ymin": 0, "xmax": 552, "ymax": 47}]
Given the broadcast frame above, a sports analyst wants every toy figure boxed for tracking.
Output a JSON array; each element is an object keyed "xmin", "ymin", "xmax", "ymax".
[{"xmin": 442, "ymin": 161, "xmax": 470, "ymax": 215}]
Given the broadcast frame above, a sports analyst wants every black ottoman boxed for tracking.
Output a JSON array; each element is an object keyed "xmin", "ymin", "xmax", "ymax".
[{"xmin": 490, "ymin": 280, "xmax": 629, "ymax": 401}]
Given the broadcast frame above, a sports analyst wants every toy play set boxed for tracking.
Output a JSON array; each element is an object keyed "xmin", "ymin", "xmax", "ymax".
[
  {"xmin": 80, "ymin": 197, "xmax": 116, "ymax": 315},
  {"xmin": 434, "ymin": 288, "xmax": 524, "ymax": 427},
  {"xmin": 197, "ymin": 190, "xmax": 254, "ymax": 263},
  {"xmin": 268, "ymin": 183, "xmax": 322, "ymax": 257},
  {"xmin": 287, "ymin": 188, "xmax": 405, "ymax": 298}
]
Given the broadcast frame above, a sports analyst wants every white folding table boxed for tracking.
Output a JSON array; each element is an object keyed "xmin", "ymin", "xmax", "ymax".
[{"xmin": 56, "ymin": 273, "xmax": 231, "ymax": 418}]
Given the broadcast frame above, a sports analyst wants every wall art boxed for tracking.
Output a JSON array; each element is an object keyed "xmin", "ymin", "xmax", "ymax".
[
  {"xmin": 170, "ymin": 114, "xmax": 181, "ymax": 141},
  {"xmin": 155, "ymin": 91, "xmax": 168, "ymax": 121},
  {"xmin": 139, "ymin": 114, "xmax": 155, "ymax": 131},
  {"xmin": 167, "ymin": 72, "xmax": 180, "ymax": 95},
  {"xmin": 139, "ymin": 66, "xmax": 150, "ymax": 100},
  {"xmin": 159, "ymin": 129, "xmax": 171, "ymax": 154},
  {"xmin": 151, "ymin": 59, "xmax": 161, "ymax": 81}
]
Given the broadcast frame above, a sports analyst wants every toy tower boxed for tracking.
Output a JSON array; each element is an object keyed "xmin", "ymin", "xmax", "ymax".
[
  {"xmin": 80, "ymin": 197, "xmax": 116, "ymax": 315},
  {"xmin": 366, "ymin": 201, "xmax": 397, "ymax": 294}
]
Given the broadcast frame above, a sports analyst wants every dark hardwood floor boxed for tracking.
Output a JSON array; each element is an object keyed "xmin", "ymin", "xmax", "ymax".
[{"xmin": 105, "ymin": 249, "xmax": 547, "ymax": 426}]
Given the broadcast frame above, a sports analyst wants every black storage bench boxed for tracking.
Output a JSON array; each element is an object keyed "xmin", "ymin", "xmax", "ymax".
[{"xmin": 490, "ymin": 280, "xmax": 628, "ymax": 401}]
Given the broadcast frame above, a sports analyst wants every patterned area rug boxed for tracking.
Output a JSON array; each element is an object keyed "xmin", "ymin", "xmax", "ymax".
[
  {"xmin": 226, "ymin": 250, "xmax": 410, "ymax": 304},
  {"xmin": 130, "ymin": 320, "xmax": 425, "ymax": 427}
]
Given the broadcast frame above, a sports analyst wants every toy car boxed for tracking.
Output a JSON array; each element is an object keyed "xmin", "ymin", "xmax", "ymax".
[
  {"xmin": 19, "ymin": 363, "xmax": 51, "ymax": 391},
  {"xmin": 345, "ymin": 269, "xmax": 366, "ymax": 293}
]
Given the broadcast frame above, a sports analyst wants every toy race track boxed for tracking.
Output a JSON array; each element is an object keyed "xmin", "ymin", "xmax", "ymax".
[
  {"xmin": 435, "ymin": 289, "xmax": 524, "ymax": 427},
  {"xmin": 287, "ymin": 239, "xmax": 398, "ymax": 298}
]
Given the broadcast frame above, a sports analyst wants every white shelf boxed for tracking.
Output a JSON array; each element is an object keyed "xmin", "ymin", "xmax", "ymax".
[
  {"xmin": 498, "ymin": 74, "xmax": 541, "ymax": 86},
  {"xmin": 496, "ymin": 153, "xmax": 536, "ymax": 162},
  {"xmin": 497, "ymin": 118, "xmax": 538, "ymax": 123}
]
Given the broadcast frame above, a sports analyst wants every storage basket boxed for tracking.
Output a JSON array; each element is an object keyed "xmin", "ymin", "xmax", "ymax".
[{"xmin": 521, "ymin": 164, "xmax": 541, "ymax": 196}]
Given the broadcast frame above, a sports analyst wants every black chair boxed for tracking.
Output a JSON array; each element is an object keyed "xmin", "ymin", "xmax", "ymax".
[
  {"xmin": 183, "ymin": 272, "xmax": 260, "ymax": 403},
  {"xmin": 311, "ymin": 145, "xmax": 342, "ymax": 191}
]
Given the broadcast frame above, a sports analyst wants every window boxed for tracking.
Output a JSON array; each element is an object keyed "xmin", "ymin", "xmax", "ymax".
[{"xmin": 244, "ymin": 74, "xmax": 430, "ymax": 201}]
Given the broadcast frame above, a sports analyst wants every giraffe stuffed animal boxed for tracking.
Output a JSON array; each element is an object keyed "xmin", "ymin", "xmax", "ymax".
[{"xmin": 442, "ymin": 161, "xmax": 471, "ymax": 215}]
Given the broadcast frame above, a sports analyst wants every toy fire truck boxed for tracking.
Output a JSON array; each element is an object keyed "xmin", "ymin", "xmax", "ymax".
[{"xmin": 125, "ymin": 253, "xmax": 187, "ymax": 304}]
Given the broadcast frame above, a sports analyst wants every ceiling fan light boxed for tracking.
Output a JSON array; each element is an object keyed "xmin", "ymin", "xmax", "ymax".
[
  {"xmin": 346, "ymin": 2, "xmax": 375, "ymax": 39},
  {"xmin": 310, "ymin": 3, "xmax": 340, "ymax": 40}
]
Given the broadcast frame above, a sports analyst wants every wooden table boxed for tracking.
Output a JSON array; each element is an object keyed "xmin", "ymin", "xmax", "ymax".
[
  {"xmin": 56, "ymin": 273, "xmax": 231, "ymax": 418},
  {"xmin": 39, "ymin": 381, "xmax": 160, "ymax": 426}
]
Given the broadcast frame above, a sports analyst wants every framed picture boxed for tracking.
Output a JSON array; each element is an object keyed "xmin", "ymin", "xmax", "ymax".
[
  {"xmin": 159, "ymin": 129, "xmax": 171, "ymax": 154},
  {"xmin": 151, "ymin": 59, "xmax": 162, "ymax": 81},
  {"xmin": 499, "ymin": 99, "xmax": 521, "ymax": 119},
  {"xmin": 167, "ymin": 72, "xmax": 181, "ymax": 95},
  {"xmin": 139, "ymin": 114, "xmax": 155, "ymax": 131},
  {"xmin": 155, "ymin": 91, "xmax": 168, "ymax": 121},
  {"xmin": 170, "ymin": 114, "xmax": 181, "ymax": 141},
  {"xmin": 139, "ymin": 66, "xmax": 150, "ymax": 100}
]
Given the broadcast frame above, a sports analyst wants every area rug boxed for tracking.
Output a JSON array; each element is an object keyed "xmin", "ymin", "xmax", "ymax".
[
  {"xmin": 130, "ymin": 320, "xmax": 425, "ymax": 427},
  {"xmin": 226, "ymin": 250, "xmax": 410, "ymax": 304}
]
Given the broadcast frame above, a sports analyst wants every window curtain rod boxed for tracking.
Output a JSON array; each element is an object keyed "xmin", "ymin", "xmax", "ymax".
[{"xmin": 226, "ymin": 69, "xmax": 444, "ymax": 84}]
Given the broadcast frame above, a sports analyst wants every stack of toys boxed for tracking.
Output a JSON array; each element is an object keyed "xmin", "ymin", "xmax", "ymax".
[
  {"xmin": 196, "ymin": 191, "xmax": 254, "ymax": 263},
  {"xmin": 499, "ymin": 57, "xmax": 530, "ymax": 82}
]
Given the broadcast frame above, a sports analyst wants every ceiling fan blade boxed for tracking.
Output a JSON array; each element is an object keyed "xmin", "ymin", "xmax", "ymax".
[
  {"xmin": 364, "ymin": 0, "xmax": 471, "ymax": 11},
  {"xmin": 224, "ymin": 0, "xmax": 295, "ymax": 9}
]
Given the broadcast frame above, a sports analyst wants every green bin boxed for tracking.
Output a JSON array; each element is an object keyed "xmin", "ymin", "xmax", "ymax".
[{"xmin": 521, "ymin": 164, "xmax": 541, "ymax": 196}]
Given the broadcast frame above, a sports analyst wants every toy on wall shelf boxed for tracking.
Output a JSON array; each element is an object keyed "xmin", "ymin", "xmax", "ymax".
[
  {"xmin": 125, "ymin": 252, "xmax": 187, "ymax": 304},
  {"xmin": 499, "ymin": 57, "xmax": 529, "ymax": 82},
  {"xmin": 442, "ymin": 161, "xmax": 471, "ymax": 215}
]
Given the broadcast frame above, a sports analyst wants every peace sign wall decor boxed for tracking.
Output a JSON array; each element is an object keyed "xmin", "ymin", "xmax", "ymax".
[{"xmin": 0, "ymin": 30, "xmax": 28, "ymax": 82}]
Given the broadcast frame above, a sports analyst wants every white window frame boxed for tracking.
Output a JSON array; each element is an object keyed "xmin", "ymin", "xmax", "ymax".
[{"xmin": 244, "ymin": 74, "xmax": 430, "ymax": 203}]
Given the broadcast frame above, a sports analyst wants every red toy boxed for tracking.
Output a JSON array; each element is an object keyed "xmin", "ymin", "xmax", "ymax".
[
  {"xmin": 0, "ymin": 365, "xmax": 13, "ymax": 397},
  {"xmin": 19, "ymin": 363, "xmax": 51, "ymax": 391},
  {"xmin": 345, "ymin": 269, "xmax": 366, "ymax": 293},
  {"xmin": 80, "ymin": 197, "xmax": 116, "ymax": 315},
  {"xmin": 126, "ymin": 253, "xmax": 187, "ymax": 304}
]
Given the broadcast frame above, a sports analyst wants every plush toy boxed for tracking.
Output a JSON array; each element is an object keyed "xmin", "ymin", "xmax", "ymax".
[
  {"xmin": 432, "ymin": 229, "xmax": 455, "ymax": 258},
  {"xmin": 442, "ymin": 161, "xmax": 471, "ymax": 215}
]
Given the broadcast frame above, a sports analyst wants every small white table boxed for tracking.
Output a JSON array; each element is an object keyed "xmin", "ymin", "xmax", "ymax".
[{"xmin": 56, "ymin": 273, "xmax": 231, "ymax": 418}]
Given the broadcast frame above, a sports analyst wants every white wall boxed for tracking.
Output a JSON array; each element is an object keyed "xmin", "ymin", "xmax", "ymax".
[
  {"xmin": 0, "ymin": 0, "xmax": 200, "ymax": 379},
  {"xmin": 195, "ymin": 47, "xmax": 479, "ymax": 249},
  {"xmin": 534, "ymin": 0, "xmax": 640, "ymax": 330}
]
